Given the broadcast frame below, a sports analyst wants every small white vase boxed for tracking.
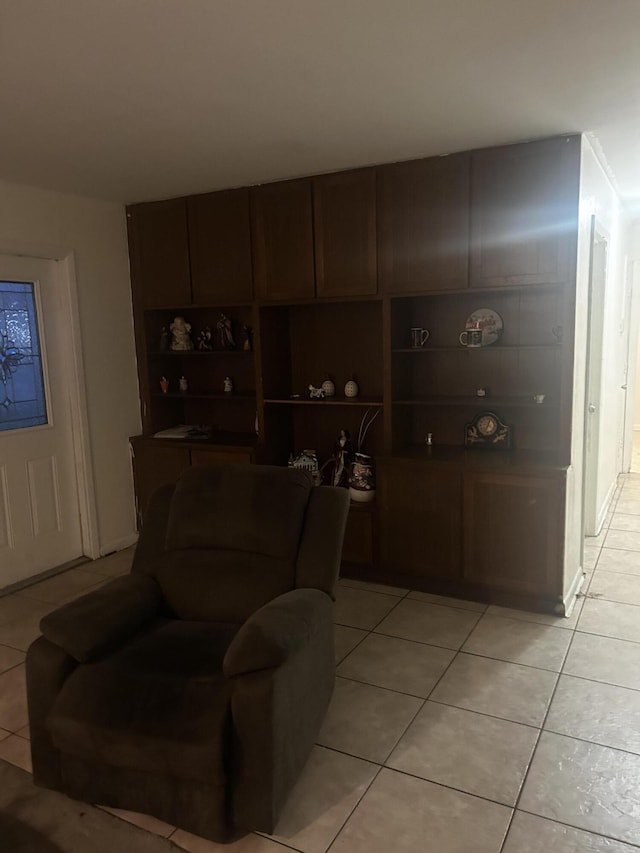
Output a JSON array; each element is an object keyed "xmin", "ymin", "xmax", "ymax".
[{"xmin": 344, "ymin": 378, "xmax": 359, "ymax": 398}]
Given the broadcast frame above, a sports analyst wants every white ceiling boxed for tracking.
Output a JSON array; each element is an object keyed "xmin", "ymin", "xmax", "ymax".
[{"xmin": 1, "ymin": 0, "xmax": 639, "ymax": 206}]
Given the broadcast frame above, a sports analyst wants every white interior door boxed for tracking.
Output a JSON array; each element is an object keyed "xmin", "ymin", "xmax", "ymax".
[{"xmin": 0, "ymin": 254, "xmax": 83, "ymax": 588}]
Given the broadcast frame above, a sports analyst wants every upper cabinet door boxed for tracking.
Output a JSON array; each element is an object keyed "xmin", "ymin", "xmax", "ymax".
[
  {"xmin": 378, "ymin": 153, "xmax": 470, "ymax": 294},
  {"xmin": 470, "ymin": 136, "xmax": 580, "ymax": 288},
  {"xmin": 314, "ymin": 169, "xmax": 377, "ymax": 298},
  {"xmin": 188, "ymin": 189, "xmax": 253, "ymax": 305},
  {"xmin": 127, "ymin": 199, "xmax": 191, "ymax": 308},
  {"xmin": 251, "ymin": 179, "xmax": 315, "ymax": 302}
]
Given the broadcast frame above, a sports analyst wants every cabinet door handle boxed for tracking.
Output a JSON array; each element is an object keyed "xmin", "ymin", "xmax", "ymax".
[{"xmin": 588, "ymin": 404, "xmax": 596, "ymax": 413}]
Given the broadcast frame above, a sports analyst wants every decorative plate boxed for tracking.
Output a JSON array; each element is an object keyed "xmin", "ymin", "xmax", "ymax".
[{"xmin": 465, "ymin": 308, "xmax": 503, "ymax": 346}]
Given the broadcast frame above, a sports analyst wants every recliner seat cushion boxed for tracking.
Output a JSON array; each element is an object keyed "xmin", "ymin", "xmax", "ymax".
[{"xmin": 47, "ymin": 619, "xmax": 237, "ymax": 784}]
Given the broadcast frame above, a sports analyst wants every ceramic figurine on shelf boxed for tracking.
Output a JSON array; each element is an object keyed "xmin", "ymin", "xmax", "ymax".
[
  {"xmin": 224, "ymin": 376, "xmax": 233, "ymax": 393},
  {"xmin": 170, "ymin": 316, "xmax": 193, "ymax": 351},
  {"xmin": 159, "ymin": 376, "xmax": 169, "ymax": 394},
  {"xmin": 197, "ymin": 327, "xmax": 213, "ymax": 351},
  {"xmin": 217, "ymin": 314, "xmax": 236, "ymax": 350},
  {"xmin": 309, "ymin": 384, "xmax": 325, "ymax": 399},
  {"xmin": 344, "ymin": 377, "xmax": 359, "ymax": 398},
  {"xmin": 178, "ymin": 376, "xmax": 188, "ymax": 393},
  {"xmin": 323, "ymin": 429, "xmax": 353, "ymax": 488},
  {"xmin": 321, "ymin": 376, "xmax": 336, "ymax": 397},
  {"xmin": 243, "ymin": 326, "xmax": 253, "ymax": 352},
  {"xmin": 159, "ymin": 326, "xmax": 170, "ymax": 352}
]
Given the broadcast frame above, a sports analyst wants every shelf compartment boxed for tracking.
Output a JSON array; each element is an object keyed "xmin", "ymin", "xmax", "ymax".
[
  {"xmin": 149, "ymin": 350, "xmax": 253, "ymax": 357},
  {"xmin": 153, "ymin": 392, "xmax": 256, "ymax": 401},
  {"xmin": 392, "ymin": 345, "xmax": 561, "ymax": 353},
  {"xmin": 393, "ymin": 397, "xmax": 558, "ymax": 408},
  {"xmin": 265, "ymin": 396, "xmax": 383, "ymax": 407}
]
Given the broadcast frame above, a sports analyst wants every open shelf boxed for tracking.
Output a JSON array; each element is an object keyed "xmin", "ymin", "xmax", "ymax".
[
  {"xmin": 265, "ymin": 396, "xmax": 383, "ymax": 407},
  {"xmin": 392, "ymin": 345, "xmax": 562, "ymax": 353},
  {"xmin": 149, "ymin": 350, "xmax": 253, "ymax": 357},
  {"xmin": 153, "ymin": 392, "xmax": 256, "ymax": 401},
  {"xmin": 393, "ymin": 396, "xmax": 558, "ymax": 408}
]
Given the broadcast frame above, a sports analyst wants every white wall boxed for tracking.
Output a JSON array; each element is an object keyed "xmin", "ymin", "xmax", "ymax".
[
  {"xmin": 0, "ymin": 179, "xmax": 140, "ymax": 555},
  {"xmin": 564, "ymin": 138, "xmax": 631, "ymax": 598}
]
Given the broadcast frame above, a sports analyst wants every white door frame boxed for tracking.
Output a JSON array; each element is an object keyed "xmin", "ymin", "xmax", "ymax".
[
  {"xmin": 0, "ymin": 239, "xmax": 100, "ymax": 560},
  {"xmin": 582, "ymin": 217, "xmax": 609, "ymax": 537},
  {"xmin": 622, "ymin": 259, "xmax": 640, "ymax": 472}
]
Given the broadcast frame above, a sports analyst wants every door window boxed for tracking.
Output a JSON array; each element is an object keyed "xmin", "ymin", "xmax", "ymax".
[{"xmin": 0, "ymin": 281, "xmax": 48, "ymax": 431}]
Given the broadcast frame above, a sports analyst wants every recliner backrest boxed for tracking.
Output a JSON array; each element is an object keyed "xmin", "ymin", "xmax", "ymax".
[{"xmin": 153, "ymin": 464, "xmax": 313, "ymax": 623}]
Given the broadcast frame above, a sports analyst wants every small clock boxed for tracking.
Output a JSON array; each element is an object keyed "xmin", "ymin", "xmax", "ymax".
[{"xmin": 465, "ymin": 412, "xmax": 512, "ymax": 450}]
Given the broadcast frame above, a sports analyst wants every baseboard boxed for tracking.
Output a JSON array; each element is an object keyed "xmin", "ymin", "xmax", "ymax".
[
  {"xmin": 562, "ymin": 565, "xmax": 587, "ymax": 617},
  {"xmin": 98, "ymin": 532, "xmax": 138, "ymax": 557}
]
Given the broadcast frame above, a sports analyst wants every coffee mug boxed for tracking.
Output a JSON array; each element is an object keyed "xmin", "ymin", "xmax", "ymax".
[
  {"xmin": 459, "ymin": 329, "xmax": 483, "ymax": 347},
  {"xmin": 410, "ymin": 328, "xmax": 430, "ymax": 348}
]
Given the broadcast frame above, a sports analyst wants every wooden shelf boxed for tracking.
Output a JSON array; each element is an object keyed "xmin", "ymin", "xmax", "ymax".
[
  {"xmin": 149, "ymin": 350, "xmax": 253, "ymax": 356},
  {"xmin": 153, "ymin": 392, "xmax": 256, "ymax": 401},
  {"xmin": 392, "ymin": 345, "xmax": 561, "ymax": 353},
  {"xmin": 393, "ymin": 396, "xmax": 558, "ymax": 408},
  {"xmin": 388, "ymin": 282, "xmax": 563, "ymax": 299},
  {"xmin": 265, "ymin": 396, "xmax": 383, "ymax": 407},
  {"xmin": 380, "ymin": 445, "xmax": 568, "ymax": 474}
]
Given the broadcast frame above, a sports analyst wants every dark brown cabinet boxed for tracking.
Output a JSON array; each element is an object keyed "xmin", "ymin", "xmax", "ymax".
[
  {"xmin": 314, "ymin": 169, "xmax": 377, "ymax": 297},
  {"xmin": 378, "ymin": 459, "xmax": 462, "ymax": 581},
  {"xmin": 463, "ymin": 471, "xmax": 564, "ymax": 599},
  {"xmin": 470, "ymin": 136, "xmax": 580, "ymax": 288},
  {"xmin": 251, "ymin": 179, "xmax": 315, "ymax": 302},
  {"xmin": 127, "ymin": 134, "xmax": 581, "ymax": 614},
  {"xmin": 127, "ymin": 199, "xmax": 191, "ymax": 308},
  {"xmin": 188, "ymin": 189, "xmax": 253, "ymax": 305},
  {"xmin": 378, "ymin": 154, "xmax": 470, "ymax": 294}
]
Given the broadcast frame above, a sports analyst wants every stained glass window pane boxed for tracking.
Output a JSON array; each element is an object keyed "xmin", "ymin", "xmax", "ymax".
[{"xmin": 0, "ymin": 281, "xmax": 48, "ymax": 431}]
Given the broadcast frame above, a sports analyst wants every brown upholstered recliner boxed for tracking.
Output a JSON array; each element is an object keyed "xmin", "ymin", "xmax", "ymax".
[{"xmin": 26, "ymin": 463, "xmax": 350, "ymax": 843}]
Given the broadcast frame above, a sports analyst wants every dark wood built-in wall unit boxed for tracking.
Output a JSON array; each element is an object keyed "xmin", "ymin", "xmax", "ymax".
[{"xmin": 127, "ymin": 134, "xmax": 582, "ymax": 614}]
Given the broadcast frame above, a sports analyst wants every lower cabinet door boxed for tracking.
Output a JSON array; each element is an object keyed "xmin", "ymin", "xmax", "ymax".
[
  {"xmin": 378, "ymin": 461, "xmax": 462, "ymax": 581},
  {"xmin": 342, "ymin": 506, "xmax": 374, "ymax": 566},
  {"xmin": 463, "ymin": 472, "xmax": 564, "ymax": 598},
  {"xmin": 190, "ymin": 448, "xmax": 253, "ymax": 466}
]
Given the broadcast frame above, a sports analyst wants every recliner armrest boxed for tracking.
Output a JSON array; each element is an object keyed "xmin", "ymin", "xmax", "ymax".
[
  {"xmin": 223, "ymin": 588, "xmax": 332, "ymax": 677},
  {"xmin": 39, "ymin": 574, "xmax": 163, "ymax": 663}
]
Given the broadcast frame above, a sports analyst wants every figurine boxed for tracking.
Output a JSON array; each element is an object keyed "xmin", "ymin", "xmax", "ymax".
[
  {"xmin": 309, "ymin": 384, "xmax": 325, "ymax": 399},
  {"xmin": 170, "ymin": 316, "xmax": 193, "ymax": 351},
  {"xmin": 322, "ymin": 376, "xmax": 336, "ymax": 397},
  {"xmin": 344, "ymin": 377, "xmax": 359, "ymax": 398},
  {"xmin": 217, "ymin": 314, "xmax": 236, "ymax": 349},
  {"xmin": 178, "ymin": 376, "xmax": 188, "ymax": 393},
  {"xmin": 224, "ymin": 376, "xmax": 233, "ymax": 393},
  {"xmin": 323, "ymin": 429, "xmax": 353, "ymax": 488},
  {"xmin": 243, "ymin": 326, "xmax": 253, "ymax": 352},
  {"xmin": 159, "ymin": 326, "xmax": 170, "ymax": 352},
  {"xmin": 197, "ymin": 327, "xmax": 213, "ymax": 351},
  {"xmin": 159, "ymin": 376, "xmax": 169, "ymax": 394}
]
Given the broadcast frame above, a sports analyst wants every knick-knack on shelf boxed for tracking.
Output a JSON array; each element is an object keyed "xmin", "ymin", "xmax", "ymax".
[
  {"xmin": 217, "ymin": 314, "xmax": 236, "ymax": 349},
  {"xmin": 178, "ymin": 376, "xmax": 188, "ymax": 393},
  {"xmin": 159, "ymin": 376, "xmax": 169, "ymax": 394},
  {"xmin": 197, "ymin": 327, "xmax": 213, "ymax": 351},
  {"xmin": 348, "ymin": 408, "xmax": 380, "ymax": 503},
  {"xmin": 224, "ymin": 376, "xmax": 233, "ymax": 393},
  {"xmin": 159, "ymin": 327, "xmax": 170, "ymax": 352},
  {"xmin": 344, "ymin": 377, "xmax": 359, "ymax": 398},
  {"xmin": 322, "ymin": 376, "xmax": 336, "ymax": 397},
  {"xmin": 243, "ymin": 326, "xmax": 253, "ymax": 352},
  {"xmin": 170, "ymin": 316, "xmax": 193, "ymax": 351}
]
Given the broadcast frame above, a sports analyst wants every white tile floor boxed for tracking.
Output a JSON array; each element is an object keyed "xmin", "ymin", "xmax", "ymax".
[{"xmin": 1, "ymin": 477, "xmax": 640, "ymax": 851}]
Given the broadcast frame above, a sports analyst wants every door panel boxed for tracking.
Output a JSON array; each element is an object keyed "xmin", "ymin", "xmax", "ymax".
[{"xmin": 0, "ymin": 255, "xmax": 83, "ymax": 588}]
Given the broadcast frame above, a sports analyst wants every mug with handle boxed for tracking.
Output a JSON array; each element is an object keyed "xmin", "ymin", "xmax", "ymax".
[
  {"xmin": 410, "ymin": 328, "xmax": 430, "ymax": 348},
  {"xmin": 459, "ymin": 329, "xmax": 483, "ymax": 347}
]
